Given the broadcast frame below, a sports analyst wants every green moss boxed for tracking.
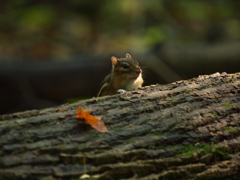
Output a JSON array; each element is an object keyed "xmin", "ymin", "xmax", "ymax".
[
  {"xmin": 167, "ymin": 145, "xmax": 175, "ymax": 149},
  {"xmin": 176, "ymin": 143, "xmax": 231, "ymax": 161},
  {"xmin": 115, "ymin": 127, "xmax": 125, "ymax": 131},
  {"xmin": 228, "ymin": 78, "xmax": 234, "ymax": 82},
  {"xmin": 177, "ymin": 143, "xmax": 215, "ymax": 156},
  {"xmin": 129, "ymin": 139, "xmax": 135, "ymax": 143},
  {"xmin": 224, "ymin": 126, "xmax": 235, "ymax": 131},
  {"xmin": 213, "ymin": 112, "xmax": 218, "ymax": 119},
  {"xmin": 233, "ymin": 128, "xmax": 240, "ymax": 135},
  {"xmin": 153, "ymin": 132, "xmax": 163, "ymax": 136},
  {"xmin": 222, "ymin": 103, "xmax": 235, "ymax": 107},
  {"xmin": 148, "ymin": 144, "xmax": 163, "ymax": 150},
  {"xmin": 213, "ymin": 146, "xmax": 231, "ymax": 160},
  {"xmin": 97, "ymin": 134, "xmax": 106, "ymax": 138},
  {"xmin": 84, "ymin": 136, "xmax": 95, "ymax": 141},
  {"xmin": 177, "ymin": 144, "xmax": 212, "ymax": 156}
]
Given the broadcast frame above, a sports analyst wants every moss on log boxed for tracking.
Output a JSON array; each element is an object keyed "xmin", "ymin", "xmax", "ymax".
[{"xmin": 0, "ymin": 72, "xmax": 240, "ymax": 180}]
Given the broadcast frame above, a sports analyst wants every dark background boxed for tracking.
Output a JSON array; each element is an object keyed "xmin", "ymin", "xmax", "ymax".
[{"xmin": 0, "ymin": 0, "xmax": 240, "ymax": 115}]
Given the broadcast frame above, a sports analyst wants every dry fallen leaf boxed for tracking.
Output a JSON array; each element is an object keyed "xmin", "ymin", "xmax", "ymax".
[{"xmin": 76, "ymin": 107, "xmax": 108, "ymax": 133}]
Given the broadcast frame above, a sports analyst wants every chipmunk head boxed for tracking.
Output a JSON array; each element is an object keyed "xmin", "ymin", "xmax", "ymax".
[{"xmin": 111, "ymin": 53, "xmax": 142, "ymax": 80}]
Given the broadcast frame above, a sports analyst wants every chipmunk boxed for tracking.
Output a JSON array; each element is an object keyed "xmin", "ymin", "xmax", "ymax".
[{"xmin": 97, "ymin": 53, "xmax": 143, "ymax": 97}]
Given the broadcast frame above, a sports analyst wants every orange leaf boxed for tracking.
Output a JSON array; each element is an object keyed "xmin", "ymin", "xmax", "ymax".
[
  {"xmin": 76, "ymin": 107, "xmax": 108, "ymax": 133},
  {"xmin": 92, "ymin": 121, "xmax": 108, "ymax": 133}
]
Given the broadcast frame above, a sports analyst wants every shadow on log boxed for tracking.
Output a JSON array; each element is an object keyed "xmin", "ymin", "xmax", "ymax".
[{"xmin": 0, "ymin": 72, "xmax": 240, "ymax": 180}]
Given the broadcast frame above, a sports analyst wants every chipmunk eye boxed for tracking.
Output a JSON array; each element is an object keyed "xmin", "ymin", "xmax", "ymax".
[{"xmin": 122, "ymin": 63, "xmax": 129, "ymax": 69}]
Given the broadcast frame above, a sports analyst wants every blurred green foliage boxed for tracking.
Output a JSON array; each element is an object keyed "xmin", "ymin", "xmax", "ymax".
[{"xmin": 0, "ymin": 0, "xmax": 239, "ymax": 61}]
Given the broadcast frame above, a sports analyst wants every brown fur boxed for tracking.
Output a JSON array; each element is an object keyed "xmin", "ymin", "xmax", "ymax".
[{"xmin": 97, "ymin": 53, "xmax": 143, "ymax": 97}]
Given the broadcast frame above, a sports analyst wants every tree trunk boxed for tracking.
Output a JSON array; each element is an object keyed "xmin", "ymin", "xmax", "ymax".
[{"xmin": 0, "ymin": 72, "xmax": 240, "ymax": 180}]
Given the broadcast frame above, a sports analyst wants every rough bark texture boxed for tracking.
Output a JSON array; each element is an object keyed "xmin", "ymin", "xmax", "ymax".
[{"xmin": 0, "ymin": 72, "xmax": 240, "ymax": 180}]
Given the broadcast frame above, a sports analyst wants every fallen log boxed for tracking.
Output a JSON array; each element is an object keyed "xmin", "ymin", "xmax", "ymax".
[{"xmin": 0, "ymin": 72, "xmax": 239, "ymax": 180}]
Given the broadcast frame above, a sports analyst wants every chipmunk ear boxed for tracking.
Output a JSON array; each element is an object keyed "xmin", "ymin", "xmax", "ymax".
[
  {"xmin": 126, "ymin": 53, "xmax": 132, "ymax": 58},
  {"xmin": 111, "ymin": 56, "xmax": 119, "ymax": 67}
]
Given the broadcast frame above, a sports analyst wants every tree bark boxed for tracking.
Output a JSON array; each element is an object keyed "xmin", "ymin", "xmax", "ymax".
[{"xmin": 0, "ymin": 72, "xmax": 240, "ymax": 180}]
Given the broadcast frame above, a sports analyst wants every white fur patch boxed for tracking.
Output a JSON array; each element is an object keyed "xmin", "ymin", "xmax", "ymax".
[{"xmin": 126, "ymin": 73, "xmax": 143, "ymax": 90}]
